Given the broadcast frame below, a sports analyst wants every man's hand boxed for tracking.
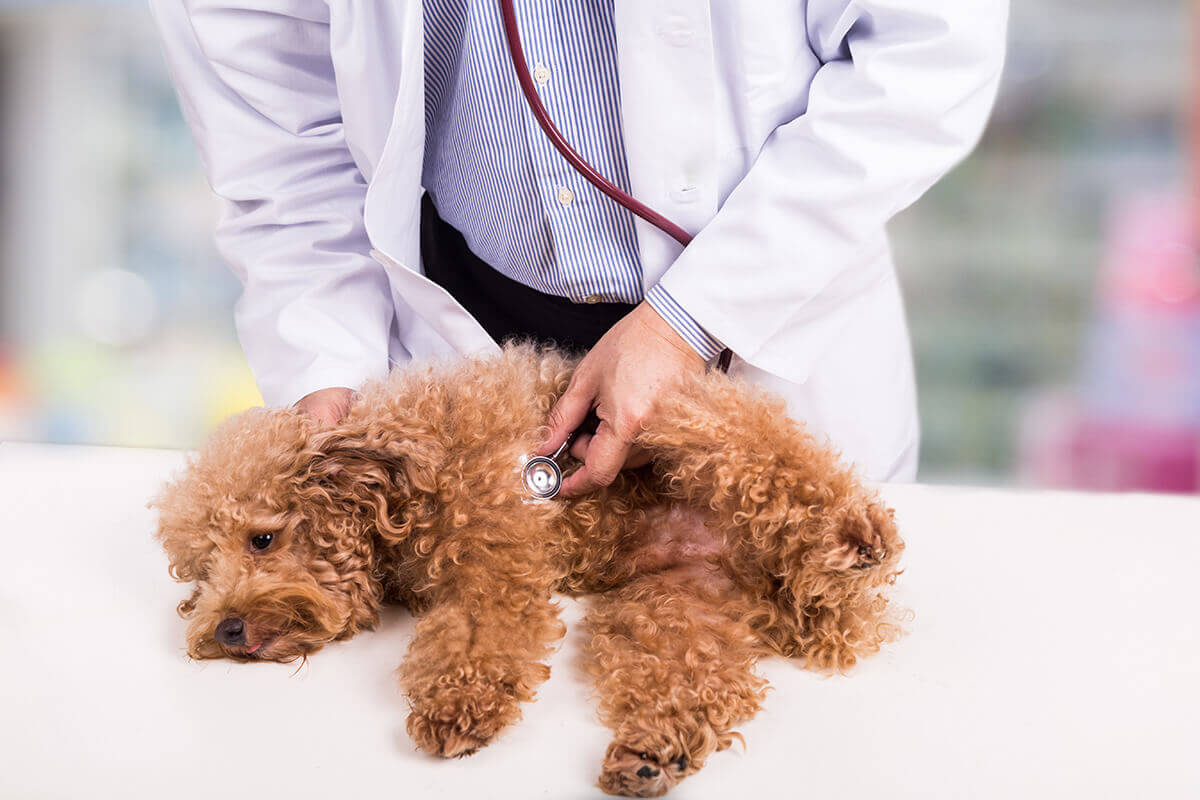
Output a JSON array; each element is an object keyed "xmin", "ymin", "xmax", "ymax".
[
  {"xmin": 293, "ymin": 386, "xmax": 356, "ymax": 427},
  {"xmin": 536, "ymin": 301, "xmax": 706, "ymax": 497}
]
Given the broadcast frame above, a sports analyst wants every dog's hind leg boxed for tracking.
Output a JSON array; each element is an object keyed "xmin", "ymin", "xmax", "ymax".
[
  {"xmin": 584, "ymin": 569, "xmax": 767, "ymax": 797},
  {"xmin": 636, "ymin": 371, "xmax": 875, "ymax": 541},
  {"xmin": 637, "ymin": 372, "xmax": 906, "ymax": 671},
  {"xmin": 399, "ymin": 542, "xmax": 564, "ymax": 758}
]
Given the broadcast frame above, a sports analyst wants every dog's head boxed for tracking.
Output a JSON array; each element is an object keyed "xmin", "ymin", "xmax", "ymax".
[{"xmin": 152, "ymin": 405, "xmax": 442, "ymax": 663}]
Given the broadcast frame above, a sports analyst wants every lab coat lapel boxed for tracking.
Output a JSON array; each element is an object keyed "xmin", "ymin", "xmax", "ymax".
[
  {"xmin": 363, "ymin": 0, "xmax": 424, "ymax": 271},
  {"xmin": 363, "ymin": 0, "xmax": 497, "ymax": 360},
  {"xmin": 613, "ymin": 0, "xmax": 720, "ymax": 291}
]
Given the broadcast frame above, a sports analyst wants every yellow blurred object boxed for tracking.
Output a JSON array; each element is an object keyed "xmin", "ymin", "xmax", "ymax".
[{"xmin": 207, "ymin": 355, "xmax": 264, "ymax": 427}]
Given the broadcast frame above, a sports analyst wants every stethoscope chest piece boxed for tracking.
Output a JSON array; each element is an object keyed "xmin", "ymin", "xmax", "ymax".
[
  {"xmin": 522, "ymin": 455, "xmax": 563, "ymax": 500},
  {"xmin": 522, "ymin": 439, "xmax": 570, "ymax": 500}
]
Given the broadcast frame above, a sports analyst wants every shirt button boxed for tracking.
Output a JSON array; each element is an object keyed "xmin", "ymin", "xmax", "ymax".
[
  {"xmin": 584, "ymin": 294, "xmax": 603, "ymax": 304},
  {"xmin": 533, "ymin": 62, "xmax": 551, "ymax": 86},
  {"xmin": 556, "ymin": 186, "xmax": 574, "ymax": 207}
]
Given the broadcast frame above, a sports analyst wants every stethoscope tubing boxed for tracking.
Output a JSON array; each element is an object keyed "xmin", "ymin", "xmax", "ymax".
[
  {"xmin": 501, "ymin": 0, "xmax": 734, "ymax": 497},
  {"xmin": 497, "ymin": 0, "xmax": 695, "ymax": 249},
  {"xmin": 499, "ymin": 0, "xmax": 732, "ymax": 374}
]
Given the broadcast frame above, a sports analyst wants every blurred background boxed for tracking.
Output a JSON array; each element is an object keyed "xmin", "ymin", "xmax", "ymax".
[{"xmin": 0, "ymin": 0, "xmax": 1196, "ymax": 492}]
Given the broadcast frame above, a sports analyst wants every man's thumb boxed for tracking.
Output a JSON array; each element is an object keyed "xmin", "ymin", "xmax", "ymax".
[{"xmin": 536, "ymin": 380, "xmax": 594, "ymax": 456}]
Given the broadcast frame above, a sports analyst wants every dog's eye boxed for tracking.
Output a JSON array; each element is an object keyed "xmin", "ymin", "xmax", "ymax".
[{"xmin": 250, "ymin": 533, "xmax": 274, "ymax": 551}]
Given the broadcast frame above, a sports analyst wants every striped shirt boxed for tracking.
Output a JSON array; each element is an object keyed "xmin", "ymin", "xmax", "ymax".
[{"xmin": 421, "ymin": 0, "xmax": 724, "ymax": 359}]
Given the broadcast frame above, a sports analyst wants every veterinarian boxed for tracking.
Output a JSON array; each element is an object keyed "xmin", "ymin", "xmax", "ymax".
[{"xmin": 151, "ymin": 0, "xmax": 1007, "ymax": 493}]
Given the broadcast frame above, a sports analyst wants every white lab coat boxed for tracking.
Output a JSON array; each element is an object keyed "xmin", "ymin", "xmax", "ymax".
[{"xmin": 150, "ymin": 0, "xmax": 1008, "ymax": 481}]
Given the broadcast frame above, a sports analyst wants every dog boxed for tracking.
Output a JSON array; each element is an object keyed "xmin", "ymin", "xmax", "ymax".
[{"xmin": 154, "ymin": 343, "xmax": 904, "ymax": 797}]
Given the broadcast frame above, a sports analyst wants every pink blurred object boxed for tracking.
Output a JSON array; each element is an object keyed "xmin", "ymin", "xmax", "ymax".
[
  {"xmin": 1099, "ymin": 194, "xmax": 1200, "ymax": 313},
  {"xmin": 1067, "ymin": 421, "xmax": 1199, "ymax": 493},
  {"xmin": 1021, "ymin": 395, "xmax": 1200, "ymax": 493},
  {"xmin": 1021, "ymin": 193, "xmax": 1200, "ymax": 493}
]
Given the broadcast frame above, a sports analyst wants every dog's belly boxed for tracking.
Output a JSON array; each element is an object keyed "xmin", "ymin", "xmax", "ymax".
[{"xmin": 627, "ymin": 504, "xmax": 732, "ymax": 588}]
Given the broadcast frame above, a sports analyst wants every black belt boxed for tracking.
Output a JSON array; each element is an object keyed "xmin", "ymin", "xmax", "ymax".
[{"xmin": 419, "ymin": 193, "xmax": 637, "ymax": 355}]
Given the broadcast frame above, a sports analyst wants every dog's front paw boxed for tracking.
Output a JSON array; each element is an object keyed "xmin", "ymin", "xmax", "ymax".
[
  {"xmin": 404, "ymin": 660, "xmax": 549, "ymax": 758},
  {"xmin": 598, "ymin": 733, "xmax": 696, "ymax": 798}
]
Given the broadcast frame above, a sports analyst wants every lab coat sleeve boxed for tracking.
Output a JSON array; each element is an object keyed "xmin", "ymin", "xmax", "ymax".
[
  {"xmin": 655, "ymin": 0, "xmax": 1008, "ymax": 384},
  {"xmin": 149, "ymin": 0, "xmax": 395, "ymax": 407}
]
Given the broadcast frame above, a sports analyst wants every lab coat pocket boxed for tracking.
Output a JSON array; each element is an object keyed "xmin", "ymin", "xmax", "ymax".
[{"xmin": 369, "ymin": 249, "xmax": 500, "ymax": 361}]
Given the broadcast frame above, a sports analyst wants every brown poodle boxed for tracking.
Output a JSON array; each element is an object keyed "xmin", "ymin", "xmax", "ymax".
[{"xmin": 154, "ymin": 343, "xmax": 904, "ymax": 797}]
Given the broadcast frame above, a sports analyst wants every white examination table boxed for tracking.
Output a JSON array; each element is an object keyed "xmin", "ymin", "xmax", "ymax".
[{"xmin": 1, "ymin": 442, "xmax": 1197, "ymax": 798}]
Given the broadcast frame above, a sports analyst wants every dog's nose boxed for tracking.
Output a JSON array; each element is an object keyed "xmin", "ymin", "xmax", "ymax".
[
  {"xmin": 215, "ymin": 617, "xmax": 246, "ymax": 647},
  {"xmin": 636, "ymin": 766, "xmax": 659, "ymax": 779}
]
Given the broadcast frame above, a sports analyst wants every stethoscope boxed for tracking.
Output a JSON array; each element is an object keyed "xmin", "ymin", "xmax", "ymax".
[
  {"xmin": 501, "ymin": 0, "xmax": 732, "ymax": 499},
  {"xmin": 521, "ymin": 441, "xmax": 572, "ymax": 500},
  {"xmin": 521, "ymin": 410, "xmax": 602, "ymax": 500}
]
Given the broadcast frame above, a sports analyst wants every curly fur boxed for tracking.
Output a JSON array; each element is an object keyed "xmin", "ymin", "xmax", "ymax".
[{"xmin": 154, "ymin": 343, "xmax": 905, "ymax": 796}]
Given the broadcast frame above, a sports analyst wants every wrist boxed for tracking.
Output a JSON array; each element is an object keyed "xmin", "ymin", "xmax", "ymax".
[
  {"xmin": 634, "ymin": 302, "xmax": 706, "ymax": 370},
  {"xmin": 642, "ymin": 285, "xmax": 725, "ymax": 362}
]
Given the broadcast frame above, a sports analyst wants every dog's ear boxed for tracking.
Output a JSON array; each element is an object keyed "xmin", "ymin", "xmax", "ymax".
[
  {"xmin": 309, "ymin": 430, "xmax": 441, "ymax": 494},
  {"xmin": 305, "ymin": 422, "xmax": 445, "ymax": 543},
  {"xmin": 149, "ymin": 477, "xmax": 217, "ymax": 617},
  {"xmin": 155, "ymin": 515, "xmax": 214, "ymax": 584}
]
